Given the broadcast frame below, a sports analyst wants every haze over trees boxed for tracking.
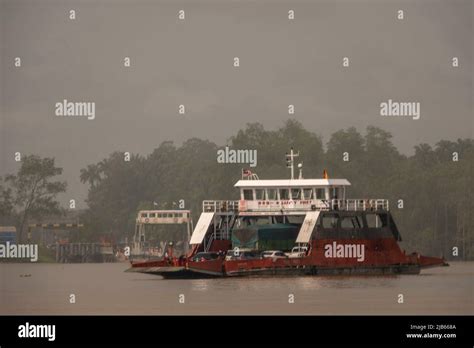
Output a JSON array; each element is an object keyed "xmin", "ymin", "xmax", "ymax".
[
  {"xmin": 0, "ymin": 155, "xmax": 66, "ymax": 242},
  {"xmin": 1, "ymin": 120, "xmax": 472, "ymax": 259},
  {"xmin": 77, "ymin": 120, "xmax": 472, "ymax": 260}
]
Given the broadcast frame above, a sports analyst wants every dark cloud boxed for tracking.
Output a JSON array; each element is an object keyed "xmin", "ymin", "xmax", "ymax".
[{"xmin": 1, "ymin": 0, "xmax": 472, "ymax": 207}]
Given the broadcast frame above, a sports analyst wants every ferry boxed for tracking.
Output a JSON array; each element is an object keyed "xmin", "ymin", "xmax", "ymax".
[{"xmin": 127, "ymin": 149, "xmax": 447, "ymax": 278}]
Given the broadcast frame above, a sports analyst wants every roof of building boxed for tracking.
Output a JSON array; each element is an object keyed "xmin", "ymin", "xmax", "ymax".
[
  {"xmin": 0, "ymin": 226, "xmax": 17, "ymax": 232},
  {"xmin": 234, "ymin": 179, "xmax": 351, "ymax": 188}
]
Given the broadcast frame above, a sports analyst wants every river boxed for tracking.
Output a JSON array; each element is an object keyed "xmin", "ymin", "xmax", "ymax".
[{"xmin": 0, "ymin": 261, "xmax": 472, "ymax": 315}]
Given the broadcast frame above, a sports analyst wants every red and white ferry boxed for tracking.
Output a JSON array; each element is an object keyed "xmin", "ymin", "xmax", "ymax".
[{"xmin": 127, "ymin": 149, "xmax": 447, "ymax": 278}]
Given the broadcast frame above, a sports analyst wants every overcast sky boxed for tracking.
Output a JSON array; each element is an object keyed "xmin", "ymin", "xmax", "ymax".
[{"xmin": 1, "ymin": 0, "xmax": 472, "ymax": 207}]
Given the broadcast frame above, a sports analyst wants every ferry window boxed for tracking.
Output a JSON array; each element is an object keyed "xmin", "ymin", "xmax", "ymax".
[
  {"xmin": 266, "ymin": 189, "xmax": 277, "ymax": 200},
  {"xmin": 235, "ymin": 217, "xmax": 249, "ymax": 227},
  {"xmin": 243, "ymin": 189, "xmax": 253, "ymax": 200},
  {"xmin": 157, "ymin": 213, "xmax": 163, "ymax": 218},
  {"xmin": 290, "ymin": 188, "xmax": 301, "ymax": 200},
  {"xmin": 279, "ymin": 189, "xmax": 290, "ymax": 200},
  {"xmin": 255, "ymin": 189, "xmax": 265, "ymax": 200},
  {"xmin": 303, "ymin": 188, "xmax": 313, "ymax": 199},
  {"xmin": 149, "ymin": 213, "xmax": 156, "ymax": 218},
  {"xmin": 366, "ymin": 214, "xmax": 385, "ymax": 228},
  {"xmin": 341, "ymin": 216, "xmax": 363, "ymax": 229},
  {"xmin": 322, "ymin": 214, "xmax": 338, "ymax": 229},
  {"xmin": 329, "ymin": 187, "xmax": 342, "ymax": 199},
  {"xmin": 286, "ymin": 215, "xmax": 304, "ymax": 224},
  {"xmin": 272, "ymin": 216, "xmax": 284, "ymax": 224},
  {"xmin": 316, "ymin": 188, "xmax": 325, "ymax": 199},
  {"xmin": 254, "ymin": 217, "xmax": 270, "ymax": 225},
  {"xmin": 141, "ymin": 213, "xmax": 147, "ymax": 218}
]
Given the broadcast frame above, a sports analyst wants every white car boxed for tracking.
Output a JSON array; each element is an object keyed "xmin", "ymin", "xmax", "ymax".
[
  {"xmin": 261, "ymin": 250, "xmax": 287, "ymax": 259},
  {"xmin": 286, "ymin": 246, "xmax": 308, "ymax": 258},
  {"xmin": 225, "ymin": 248, "xmax": 259, "ymax": 261}
]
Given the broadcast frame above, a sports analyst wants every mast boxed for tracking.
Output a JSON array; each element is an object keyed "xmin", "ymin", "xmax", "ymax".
[{"xmin": 285, "ymin": 148, "xmax": 299, "ymax": 180}]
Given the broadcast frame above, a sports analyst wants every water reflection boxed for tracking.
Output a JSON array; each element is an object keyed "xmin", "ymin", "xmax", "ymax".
[
  {"xmin": 1, "ymin": 262, "xmax": 471, "ymax": 315},
  {"xmin": 189, "ymin": 275, "xmax": 400, "ymax": 292}
]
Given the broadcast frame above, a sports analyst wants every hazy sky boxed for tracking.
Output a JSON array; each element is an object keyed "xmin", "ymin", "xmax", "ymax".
[{"xmin": 1, "ymin": 0, "xmax": 472, "ymax": 207}]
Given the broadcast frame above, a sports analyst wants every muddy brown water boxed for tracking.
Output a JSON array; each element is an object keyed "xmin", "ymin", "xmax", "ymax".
[{"xmin": 0, "ymin": 262, "xmax": 472, "ymax": 315}]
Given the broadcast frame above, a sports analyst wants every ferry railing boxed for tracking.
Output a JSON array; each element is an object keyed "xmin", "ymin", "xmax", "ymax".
[
  {"xmin": 330, "ymin": 199, "xmax": 389, "ymax": 211},
  {"xmin": 237, "ymin": 199, "xmax": 389, "ymax": 212},
  {"xmin": 203, "ymin": 200, "xmax": 239, "ymax": 213},
  {"xmin": 204, "ymin": 229, "xmax": 229, "ymax": 252},
  {"xmin": 204, "ymin": 232, "xmax": 214, "ymax": 252}
]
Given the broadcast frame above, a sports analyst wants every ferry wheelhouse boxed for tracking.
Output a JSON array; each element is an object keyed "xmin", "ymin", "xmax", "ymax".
[{"xmin": 128, "ymin": 149, "xmax": 447, "ymax": 278}]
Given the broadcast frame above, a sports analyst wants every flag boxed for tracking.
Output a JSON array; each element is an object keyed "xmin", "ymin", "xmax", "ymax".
[
  {"xmin": 242, "ymin": 169, "xmax": 252, "ymax": 177},
  {"xmin": 323, "ymin": 169, "xmax": 329, "ymax": 179}
]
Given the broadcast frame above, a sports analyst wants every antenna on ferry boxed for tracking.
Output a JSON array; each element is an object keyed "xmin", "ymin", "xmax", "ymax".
[
  {"xmin": 298, "ymin": 163, "xmax": 303, "ymax": 179},
  {"xmin": 285, "ymin": 147, "xmax": 299, "ymax": 180}
]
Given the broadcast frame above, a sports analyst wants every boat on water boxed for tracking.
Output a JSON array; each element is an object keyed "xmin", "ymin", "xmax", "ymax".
[{"xmin": 126, "ymin": 149, "xmax": 447, "ymax": 279}]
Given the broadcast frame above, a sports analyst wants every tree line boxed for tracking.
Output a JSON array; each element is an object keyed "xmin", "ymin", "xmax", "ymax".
[{"xmin": 1, "ymin": 120, "xmax": 472, "ymax": 259}]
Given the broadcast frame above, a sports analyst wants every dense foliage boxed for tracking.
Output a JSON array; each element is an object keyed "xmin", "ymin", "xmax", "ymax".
[
  {"xmin": 1, "ymin": 120, "xmax": 471, "ymax": 259},
  {"xmin": 0, "ymin": 155, "xmax": 67, "ymax": 242},
  {"xmin": 78, "ymin": 120, "xmax": 473, "ymax": 259}
]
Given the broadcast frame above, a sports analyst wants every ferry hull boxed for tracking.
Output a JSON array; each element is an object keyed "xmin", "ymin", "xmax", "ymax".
[
  {"xmin": 224, "ymin": 264, "xmax": 422, "ymax": 277},
  {"xmin": 126, "ymin": 218, "xmax": 448, "ymax": 279},
  {"xmin": 126, "ymin": 263, "xmax": 427, "ymax": 278},
  {"xmin": 127, "ymin": 255, "xmax": 446, "ymax": 279}
]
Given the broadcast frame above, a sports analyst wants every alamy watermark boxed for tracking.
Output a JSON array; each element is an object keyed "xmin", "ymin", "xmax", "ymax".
[
  {"xmin": 217, "ymin": 146, "xmax": 257, "ymax": 167},
  {"xmin": 55, "ymin": 99, "xmax": 95, "ymax": 120},
  {"xmin": 18, "ymin": 322, "xmax": 55, "ymax": 341},
  {"xmin": 0, "ymin": 242, "xmax": 38, "ymax": 262},
  {"xmin": 324, "ymin": 241, "xmax": 365, "ymax": 262},
  {"xmin": 380, "ymin": 99, "xmax": 420, "ymax": 120}
]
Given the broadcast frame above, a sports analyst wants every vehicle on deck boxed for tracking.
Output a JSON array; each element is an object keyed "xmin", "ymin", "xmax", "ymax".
[
  {"xmin": 192, "ymin": 252, "xmax": 220, "ymax": 262},
  {"xmin": 225, "ymin": 249, "xmax": 260, "ymax": 261},
  {"xmin": 262, "ymin": 250, "xmax": 288, "ymax": 259},
  {"xmin": 128, "ymin": 148, "xmax": 448, "ymax": 279},
  {"xmin": 286, "ymin": 246, "xmax": 308, "ymax": 258}
]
